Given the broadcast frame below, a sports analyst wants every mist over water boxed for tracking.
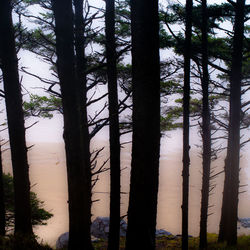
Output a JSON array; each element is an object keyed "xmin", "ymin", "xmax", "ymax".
[{"xmin": 2, "ymin": 140, "xmax": 250, "ymax": 247}]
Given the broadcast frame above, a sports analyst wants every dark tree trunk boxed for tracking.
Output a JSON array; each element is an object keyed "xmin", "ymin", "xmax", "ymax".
[
  {"xmin": 218, "ymin": 0, "xmax": 245, "ymax": 245},
  {"xmin": 0, "ymin": 0, "xmax": 32, "ymax": 235},
  {"xmin": 105, "ymin": 1, "xmax": 121, "ymax": 250},
  {"xmin": 199, "ymin": 0, "xmax": 211, "ymax": 248},
  {"xmin": 125, "ymin": 1, "xmax": 160, "ymax": 249},
  {"xmin": 218, "ymin": 157, "xmax": 229, "ymax": 243},
  {"xmin": 52, "ymin": 0, "xmax": 93, "ymax": 249},
  {"xmin": 182, "ymin": 0, "xmax": 193, "ymax": 249},
  {"xmin": 0, "ymin": 143, "xmax": 5, "ymax": 236},
  {"xmin": 73, "ymin": 1, "xmax": 93, "ymax": 247}
]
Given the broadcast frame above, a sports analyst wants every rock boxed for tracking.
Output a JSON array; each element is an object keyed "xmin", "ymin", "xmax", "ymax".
[
  {"xmin": 155, "ymin": 229, "xmax": 172, "ymax": 237},
  {"xmin": 56, "ymin": 216, "xmax": 128, "ymax": 248},
  {"xmin": 56, "ymin": 232, "xmax": 69, "ymax": 249},
  {"xmin": 238, "ymin": 218, "xmax": 250, "ymax": 228},
  {"xmin": 91, "ymin": 216, "xmax": 127, "ymax": 239},
  {"xmin": 56, "ymin": 217, "xmax": 176, "ymax": 248}
]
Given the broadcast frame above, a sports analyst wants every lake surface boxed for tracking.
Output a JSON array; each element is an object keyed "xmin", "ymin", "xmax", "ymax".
[{"xmin": 2, "ymin": 140, "xmax": 250, "ymax": 247}]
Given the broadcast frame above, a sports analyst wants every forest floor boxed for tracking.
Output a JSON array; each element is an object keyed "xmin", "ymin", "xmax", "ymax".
[
  {"xmin": 1, "ymin": 234, "xmax": 250, "ymax": 249},
  {"xmin": 92, "ymin": 234, "xmax": 250, "ymax": 249}
]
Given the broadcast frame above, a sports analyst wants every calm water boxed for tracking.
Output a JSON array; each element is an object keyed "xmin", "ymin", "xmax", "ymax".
[{"xmin": 2, "ymin": 140, "xmax": 250, "ymax": 247}]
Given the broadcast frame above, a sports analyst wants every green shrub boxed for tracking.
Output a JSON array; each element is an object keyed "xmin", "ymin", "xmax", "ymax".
[{"xmin": 3, "ymin": 173, "xmax": 53, "ymax": 232}]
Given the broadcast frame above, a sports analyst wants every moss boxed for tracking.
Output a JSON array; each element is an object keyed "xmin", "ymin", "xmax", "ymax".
[
  {"xmin": 5, "ymin": 233, "xmax": 249, "ymax": 249},
  {"xmin": 91, "ymin": 234, "xmax": 250, "ymax": 249}
]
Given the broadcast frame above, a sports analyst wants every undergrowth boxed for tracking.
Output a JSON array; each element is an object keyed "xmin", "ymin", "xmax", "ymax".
[
  {"xmin": 92, "ymin": 234, "xmax": 250, "ymax": 249},
  {"xmin": 0, "ymin": 234, "xmax": 52, "ymax": 250},
  {"xmin": 1, "ymin": 233, "xmax": 250, "ymax": 249}
]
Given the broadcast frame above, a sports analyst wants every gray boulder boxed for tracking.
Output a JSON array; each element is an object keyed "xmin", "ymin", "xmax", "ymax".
[
  {"xmin": 56, "ymin": 217, "xmax": 174, "ymax": 249},
  {"xmin": 238, "ymin": 217, "xmax": 250, "ymax": 228},
  {"xmin": 56, "ymin": 216, "xmax": 127, "ymax": 249},
  {"xmin": 56, "ymin": 232, "xmax": 69, "ymax": 249},
  {"xmin": 91, "ymin": 216, "xmax": 127, "ymax": 239},
  {"xmin": 155, "ymin": 229, "xmax": 172, "ymax": 237}
]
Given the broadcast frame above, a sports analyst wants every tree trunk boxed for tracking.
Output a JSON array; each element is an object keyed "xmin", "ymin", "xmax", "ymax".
[
  {"xmin": 0, "ymin": 0, "xmax": 32, "ymax": 235},
  {"xmin": 52, "ymin": 0, "xmax": 93, "ymax": 249},
  {"xmin": 218, "ymin": 0, "xmax": 245, "ymax": 245},
  {"xmin": 182, "ymin": 0, "xmax": 193, "ymax": 249},
  {"xmin": 199, "ymin": 0, "xmax": 211, "ymax": 248},
  {"xmin": 218, "ymin": 157, "xmax": 230, "ymax": 243},
  {"xmin": 125, "ymin": 1, "xmax": 160, "ymax": 249},
  {"xmin": 105, "ymin": 1, "xmax": 121, "ymax": 250},
  {"xmin": 73, "ymin": 1, "xmax": 93, "ymax": 247},
  {"xmin": 0, "ymin": 143, "xmax": 5, "ymax": 236}
]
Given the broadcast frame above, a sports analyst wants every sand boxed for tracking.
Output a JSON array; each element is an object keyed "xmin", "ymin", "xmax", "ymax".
[{"xmin": 2, "ymin": 140, "xmax": 250, "ymax": 247}]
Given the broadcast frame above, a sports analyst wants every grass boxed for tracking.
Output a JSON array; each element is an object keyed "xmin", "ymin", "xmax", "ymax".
[
  {"xmin": 187, "ymin": 234, "xmax": 250, "ymax": 249},
  {"xmin": 92, "ymin": 234, "xmax": 250, "ymax": 249},
  {"xmin": 1, "ymin": 234, "xmax": 250, "ymax": 249}
]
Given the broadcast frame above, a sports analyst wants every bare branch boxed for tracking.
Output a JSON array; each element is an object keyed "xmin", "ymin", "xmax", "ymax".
[{"xmin": 25, "ymin": 121, "xmax": 39, "ymax": 130}]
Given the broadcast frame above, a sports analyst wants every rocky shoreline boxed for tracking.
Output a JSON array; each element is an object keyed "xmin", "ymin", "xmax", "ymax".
[
  {"xmin": 56, "ymin": 216, "xmax": 250, "ymax": 249},
  {"xmin": 56, "ymin": 217, "xmax": 175, "ymax": 249}
]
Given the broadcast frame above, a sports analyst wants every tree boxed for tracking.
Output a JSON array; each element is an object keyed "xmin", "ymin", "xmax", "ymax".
[
  {"xmin": 199, "ymin": 0, "xmax": 212, "ymax": 248},
  {"xmin": 125, "ymin": 0, "xmax": 160, "ymax": 249},
  {"xmin": 73, "ymin": 0, "xmax": 93, "ymax": 247},
  {"xmin": 0, "ymin": 142, "xmax": 5, "ymax": 236},
  {"xmin": 218, "ymin": 0, "xmax": 246, "ymax": 245},
  {"xmin": 0, "ymin": 0, "xmax": 33, "ymax": 235},
  {"xmin": 181, "ymin": 0, "xmax": 193, "ymax": 249},
  {"xmin": 105, "ymin": 1, "xmax": 121, "ymax": 250},
  {"xmin": 51, "ymin": 0, "xmax": 93, "ymax": 249}
]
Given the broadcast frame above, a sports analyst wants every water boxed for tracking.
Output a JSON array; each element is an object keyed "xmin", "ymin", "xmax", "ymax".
[{"xmin": 2, "ymin": 140, "xmax": 250, "ymax": 247}]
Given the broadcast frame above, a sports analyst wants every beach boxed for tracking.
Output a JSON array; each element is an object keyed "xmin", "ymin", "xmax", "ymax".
[{"xmin": 2, "ymin": 139, "xmax": 250, "ymax": 247}]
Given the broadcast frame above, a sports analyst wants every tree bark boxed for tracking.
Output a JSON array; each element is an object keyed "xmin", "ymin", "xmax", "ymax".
[
  {"xmin": 125, "ymin": 1, "xmax": 160, "ymax": 249},
  {"xmin": 0, "ymin": 0, "xmax": 32, "ymax": 235},
  {"xmin": 73, "ymin": 1, "xmax": 93, "ymax": 247},
  {"xmin": 0, "ymin": 143, "xmax": 6, "ymax": 236},
  {"xmin": 182, "ymin": 0, "xmax": 193, "ymax": 249},
  {"xmin": 218, "ymin": 0, "xmax": 245, "ymax": 245},
  {"xmin": 199, "ymin": 0, "xmax": 211, "ymax": 248},
  {"xmin": 105, "ymin": 1, "xmax": 121, "ymax": 250},
  {"xmin": 52, "ymin": 0, "xmax": 93, "ymax": 249}
]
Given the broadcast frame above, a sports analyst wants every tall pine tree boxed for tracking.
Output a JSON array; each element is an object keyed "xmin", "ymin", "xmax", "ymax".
[
  {"xmin": 0, "ymin": 142, "xmax": 5, "ymax": 236},
  {"xmin": 199, "ymin": 0, "xmax": 211, "ymax": 248},
  {"xmin": 105, "ymin": 0, "xmax": 121, "ymax": 249},
  {"xmin": 125, "ymin": 0, "xmax": 161, "ymax": 249},
  {"xmin": 0, "ymin": 0, "xmax": 32, "ymax": 235},
  {"xmin": 182, "ymin": 0, "xmax": 193, "ymax": 249},
  {"xmin": 218, "ymin": 0, "xmax": 246, "ymax": 245},
  {"xmin": 51, "ymin": 0, "xmax": 93, "ymax": 248}
]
